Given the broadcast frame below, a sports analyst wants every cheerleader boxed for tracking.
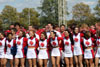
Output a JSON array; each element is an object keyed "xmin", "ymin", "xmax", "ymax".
[
  {"xmin": 63, "ymin": 29, "xmax": 73, "ymax": 67},
  {"xmin": 0, "ymin": 32, "xmax": 6, "ymax": 67},
  {"xmin": 15, "ymin": 30, "xmax": 27, "ymax": 67},
  {"xmin": 95, "ymin": 31, "xmax": 100, "ymax": 67},
  {"xmin": 73, "ymin": 27, "xmax": 83, "ymax": 67},
  {"xmin": 83, "ymin": 31, "xmax": 94, "ymax": 67},
  {"xmin": 27, "ymin": 30, "xmax": 38, "ymax": 67},
  {"xmin": 38, "ymin": 32, "xmax": 49, "ymax": 67},
  {"xmin": 5, "ymin": 33, "xmax": 16, "ymax": 67},
  {"xmin": 49, "ymin": 31, "xmax": 63, "ymax": 67}
]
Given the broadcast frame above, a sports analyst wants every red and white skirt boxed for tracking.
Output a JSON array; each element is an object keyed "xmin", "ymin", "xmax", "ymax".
[
  {"xmin": 95, "ymin": 47, "xmax": 100, "ymax": 58},
  {"xmin": 84, "ymin": 49, "xmax": 94, "ymax": 59},
  {"xmin": 0, "ymin": 51, "xmax": 5, "ymax": 58},
  {"xmin": 74, "ymin": 46, "xmax": 83, "ymax": 56},
  {"xmin": 51, "ymin": 48, "xmax": 61, "ymax": 57},
  {"xmin": 38, "ymin": 49, "xmax": 49, "ymax": 59},
  {"xmin": 27, "ymin": 48, "xmax": 37, "ymax": 59},
  {"xmin": 15, "ymin": 49, "xmax": 24, "ymax": 58}
]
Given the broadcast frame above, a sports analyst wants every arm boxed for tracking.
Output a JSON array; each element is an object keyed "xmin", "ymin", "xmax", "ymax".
[{"xmin": 57, "ymin": 37, "xmax": 63, "ymax": 51}]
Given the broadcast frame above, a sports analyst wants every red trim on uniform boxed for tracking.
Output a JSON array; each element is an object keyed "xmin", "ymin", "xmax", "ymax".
[
  {"xmin": 91, "ymin": 38, "xmax": 95, "ymax": 47},
  {"xmin": 46, "ymin": 50, "xmax": 49, "ymax": 59},
  {"xmin": 80, "ymin": 33, "xmax": 84, "ymax": 37},
  {"xmin": 22, "ymin": 37, "xmax": 27, "ymax": 58},
  {"xmin": 80, "ymin": 33, "xmax": 84, "ymax": 54},
  {"xmin": 0, "ymin": 42, "xmax": 2, "ymax": 46},
  {"xmin": 4, "ymin": 39, "xmax": 6, "ymax": 54},
  {"xmin": 35, "ymin": 38, "xmax": 39, "ymax": 49},
  {"xmin": 47, "ymin": 39, "xmax": 51, "ymax": 51},
  {"xmin": 65, "ymin": 36, "xmax": 69, "ymax": 40},
  {"xmin": 30, "ymin": 36, "xmax": 34, "ymax": 40},
  {"xmin": 91, "ymin": 49, "xmax": 94, "ymax": 58},
  {"xmin": 80, "ymin": 44, "xmax": 84, "ymax": 54},
  {"xmin": 13, "ymin": 40, "xmax": 16, "ymax": 47}
]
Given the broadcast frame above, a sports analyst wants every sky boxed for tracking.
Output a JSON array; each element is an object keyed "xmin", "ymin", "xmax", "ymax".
[{"xmin": 0, "ymin": 0, "xmax": 98, "ymax": 20}]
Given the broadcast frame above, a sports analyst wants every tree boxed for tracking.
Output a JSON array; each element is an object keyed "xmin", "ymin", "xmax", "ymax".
[
  {"xmin": 94, "ymin": 0, "xmax": 100, "ymax": 21},
  {"xmin": 1, "ymin": 5, "xmax": 18, "ymax": 24},
  {"xmin": 39, "ymin": 0, "xmax": 68, "ymax": 27},
  {"xmin": 72, "ymin": 2, "xmax": 95, "ymax": 25},
  {"xmin": 39, "ymin": 0, "xmax": 58, "ymax": 26},
  {"xmin": 0, "ymin": 18, "xmax": 3, "ymax": 29},
  {"xmin": 1, "ymin": 5, "xmax": 40, "ymax": 29},
  {"xmin": 18, "ymin": 8, "xmax": 40, "ymax": 28}
]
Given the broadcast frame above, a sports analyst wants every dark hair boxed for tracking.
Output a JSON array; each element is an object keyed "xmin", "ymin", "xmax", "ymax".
[
  {"xmin": 65, "ymin": 29, "xmax": 74, "ymax": 45},
  {"xmin": 20, "ymin": 30, "xmax": 26, "ymax": 37},
  {"xmin": 6, "ymin": 33, "xmax": 13, "ymax": 40},
  {"xmin": 0, "ymin": 31, "xmax": 5, "ymax": 37},
  {"xmin": 53, "ymin": 24, "xmax": 59, "ymax": 29},
  {"xmin": 14, "ymin": 22, "xmax": 20, "ymax": 27},
  {"xmin": 40, "ymin": 32, "xmax": 47, "ymax": 39},
  {"xmin": 70, "ymin": 23, "xmax": 77, "ymax": 30},
  {"xmin": 84, "ymin": 31, "xmax": 91, "ymax": 39},
  {"xmin": 65, "ymin": 29, "xmax": 70, "ymax": 33},
  {"xmin": 50, "ymin": 31, "xmax": 57, "ymax": 37},
  {"xmin": 60, "ymin": 24, "xmax": 65, "ymax": 27},
  {"xmin": 73, "ymin": 27, "xmax": 79, "ymax": 34},
  {"xmin": 33, "ymin": 26, "xmax": 39, "ymax": 30}
]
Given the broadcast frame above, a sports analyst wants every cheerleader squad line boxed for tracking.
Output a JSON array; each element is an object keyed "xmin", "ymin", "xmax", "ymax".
[{"xmin": 0, "ymin": 22, "xmax": 100, "ymax": 67}]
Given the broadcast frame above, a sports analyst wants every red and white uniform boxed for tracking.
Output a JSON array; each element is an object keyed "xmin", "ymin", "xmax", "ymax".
[
  {"xmin": 5, "ymin": 39, "xmax": 16, "ymax": 59},
  {"xmin": 95, "ymin": 37, "xmax": 100, "ymax": 57},
  {"xmin": 27, "ymin": 37, "xmax": 38, "ymax": 59},
  {"xmin": 0, "ymin": 38, "xmax": 6, "ymax": 58},
  {"xmin": 15, "ymin": 37, "xmax": 27, "ymax": 58},
  {"xmin": 63, "ymin": 37, "xmax": 73, "ymax": 57},
  {"xmin": 38, "ymin": 39, "xmax": 49, "ymax": 59},
  {"xmin": 50, "ymin": 37, "xmax": 63, "ymax": 56},
  {"xmin": 73, "ymin": 33, "xmax": 83, "ymax": 56},
  {"xmin": 83, "ymin": 37, "xmax": 94, "ymax": 59}
]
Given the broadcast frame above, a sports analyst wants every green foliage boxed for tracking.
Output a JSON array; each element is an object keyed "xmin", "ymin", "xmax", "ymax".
[
  {"xmin": 0, "ymin": 5, "xmax": 40, "ymax": 30},
  {"xmin": 94, "ymin": 0, "xmax": 100, "ymax": 21},
  {"xmin": 1, "ymin": 5, "xmax": 18, "ymax": 24},
  {"xmin": 19, "ymin": 8, "xmax": 40, "ymax": 28},
  {"xmin": 38, "ymin": 0, "xmax": 68, "ymax": 27},
  {"xmin": 72, "ymin": 2, "xmax": 96, "ymax": 25},
  {"xmin": 0, "ymin": 0, "xmax": 100, "ymax": 29},
  {"xmin": 38, "ymin": 0, "xmax": 58, "ymax": 26},
  {"xmin": 0, "ymin": 19, "xmax": 3, "ymax": 29}
]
